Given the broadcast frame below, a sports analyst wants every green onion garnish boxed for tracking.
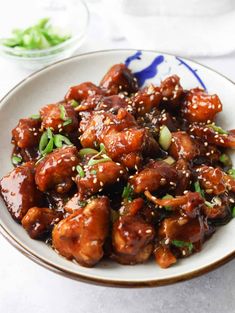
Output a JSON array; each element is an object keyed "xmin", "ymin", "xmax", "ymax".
[
  {"xmin": 171, "ymin": 240, "xmax": 193, "ymax": 252},
  {"xmin": 11, "ymin": 155, "xmax": 22, "ymax": 165},
  {"xmin": 70, "ymin": 100, "xmax": 79, "ymax": 108},
  {"xmin": 194, "ymin": 181, "xmax": 205, "ymax": 198},
  {"xmin": 90, "ymin": 170, "xmax": 97, "ymax": 175},
  {"xmin": 87, "ymin": 156, "xmax": 111, "ymax": 167},
  {"xmin": 76, "ymin": 165, "xmax": 85, "ymax": 178},
  {"xmin": 54, "ymin": 134, "xmax": 72, "ymax": 148},
  {"xmin": 122, "ymin": 183, "xmax": 134, "ymax": 201},
  {"xmin": 63, "ymin": 118, "xmax": 72, "ymax": 126},
  {"xmin": 228, "ymin": 169, "xmax": 235, "ymax": 179},
  {"xmin": 162, "ymin": 194, "xmax": 174, "ymax": 210},
  {"xmin": 59, "ymin": 104, "xmax": 67, "ymax": 121},
  {"xmin": 219, "ymin": 153, "xmax": 232, "ymax": 167},
  {"xmin": 1, "ymin": 18, "xmax": 71, "ymax": 50},
  {"xmin": 232, "ymin": 207, "xmax": 235, "ymax": 218},
  {"xmin": 30, "ymin": 114, "xmax": 40, "ymax": 120},
  {"xmin": 163, "ymin": 156, "xmax": 175, "ymax": 165},
  {"xmin": 208, "ymin": 123, "xmax": 228, "ymax": 135},
  {"xmin": 79, "ymin": 148, "xmax": 99, "ymax": 156},
  {"xmin": 159, "ymin": 126, "xmax": 172, "ymax": 150}
]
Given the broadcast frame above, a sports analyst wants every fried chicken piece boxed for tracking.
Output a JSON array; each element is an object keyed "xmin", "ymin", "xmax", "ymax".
[
  {"xmin": 35, "ymin": 146, "xmax": 79, "ymax": 193},
  {"xmin": 181, "ymin": 88, "xmax": 222, "ymax": 123},
  {"xmin": 52, "ymin": 196, "xmax": 110, "ymax": 267},
  {"xmin": 130, "ymin": 160, "xmax": 177, "ymax": 194},
  {"xmin": 65, "ymin": 82, "xmax": 104, "ymax": 102},
  {"xmin": 195, "ymin": 165, "xmax": 235, "ymax": 195},
  {"xmin": 40, "ymin": 103, "xmax": 78, "ymax": 133},
  {"xmin": 112, "ymin": 215, "xmax": 154, "ymax": 265},
  {"xmin": 0, "ymin": 162, "xmax": 43, "ymax": 222},
  {"xmin": 76, "ymin": 161, "xmax": 126, "ymax": 198},
  {"xmin": 12, "ymin": 118, "xmax": 41, "ymax": 148},
  {"xmin": 22, "ymin": 207, "xmax": 62, "ymax": 239},
  {"xmin": 169, "ymin": 131, "xmax": 200, "ymax": 161},
  {"xmin": 100, "ymin": 63, "xmax": 138, "ymax": 95}
]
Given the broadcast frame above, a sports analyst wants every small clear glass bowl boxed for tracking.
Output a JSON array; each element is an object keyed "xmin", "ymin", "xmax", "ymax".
[{"xmin": 0, "ymin": 0, "xmax": 89, "ymax": 70}]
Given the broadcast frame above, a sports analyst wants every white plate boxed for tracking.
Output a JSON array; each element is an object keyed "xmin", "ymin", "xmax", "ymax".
[{"xmin": 0, "ymin": 49, "xmax": 235, "ymax": 287}]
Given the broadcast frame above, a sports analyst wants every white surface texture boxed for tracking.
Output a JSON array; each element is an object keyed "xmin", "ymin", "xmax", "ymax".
[{"xmin": 0, "ymin": 2, "xmax": 235, "ymax": 312}]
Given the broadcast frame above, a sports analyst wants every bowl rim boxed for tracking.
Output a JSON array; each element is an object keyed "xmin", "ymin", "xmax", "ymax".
[
  {"xmin": 0, "ymin": 0, "xmax": 89, "ymax": 60},
  {"xmin": 0, "ymin": 48, "xmax": 234, "ymax": 288}
]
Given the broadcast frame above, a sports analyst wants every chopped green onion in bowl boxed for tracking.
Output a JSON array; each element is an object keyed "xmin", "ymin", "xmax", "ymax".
[{"xmin": 1, "ymin": 18, "xmax": 71, "ymax": 51}]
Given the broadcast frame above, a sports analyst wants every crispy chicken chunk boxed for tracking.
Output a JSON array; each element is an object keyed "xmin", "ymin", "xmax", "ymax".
[
  {"xmin": 65, "ymin": 82, "xmax": 104, "ymax": 102},
  {"xmin": 181, "ymin": 88, "xmax": 222, "ymax": 123},
  {"xmin": 100, "ymin": 63, "xmax": 138, "ymax": 95},
  {"xmin": 52, "ymin": 196, "xmax": 110, "ymax": 267},
  {"xmin": 22, "ymin": 207, "xmax": 62, "ymax": 239},
  {"xmin": 35, "ymin": 146, "xmax": 79, "ymax": 193},
  {"xmin": 112, "ymin": 215, "xmax": 155, "ymax": 264},
  {"xmin": 0, "ymin": 162, "xmax": 43, "ymax": 222},
  {"xmin": 40, "ymin": 103, "xmax": 78, "ymax": 133},
  {"xmin": 12, "ymin": 118, "xmax": 41, "ymax": 148}
]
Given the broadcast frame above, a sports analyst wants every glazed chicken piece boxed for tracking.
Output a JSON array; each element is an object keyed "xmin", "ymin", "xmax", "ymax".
[
  {"xmin": 169, "ymin": 131, "xmax": 200, "ymax": 161},
  {"xmin": 112, "ymin": 215, "xmax": 155, "ymax": 265},
  {"xmin": 181, "ymin": 88, "xmax": 222, "ymax": 123},
  {"xmin": 0, "ymin": 162, "xmax": 43, "ymax": 222},
  {"xmin": 76, "ymin": 160, "xmax": 126, "ymax": 199},
  {"xmin": 52, "ymin": 196, "xmax": 110, "ymax": 267},
  {"xmin": 65, "ymin": 82, "xmax": 104, "ymax": 102},
  {"xmin": 12, "ymin": 118, "xmax": 41, "ymax": 149},
  {"xmin": 155, "ymin": 213, "xmax": 207, "ymax": 268},
  {"xmin": 99, "ymin": 63, "xmax": 138, "ymax": 95},
  {"xmin": 160, "ymin": 75, "xmax": 184, "ymax": 109},
  {"xmin": 130, "ymin": 160, "xmax": 177, "ymax": 194},
  {"xmin": 174, "ymin": 159, "xmax": 192, "ymax": 195},
  {"xmin": 35, "ymin": 146, "xmax": 79, "ymax": 193},
  {"xmin": 102, "ymin": 127, "xmax": 159, "ymax": 169},
  {"xmin": 80, "ymin": 108, "xmax": 137, "ymax": 148},
  {"xmin": 40, "ymin": 103, "xmax": 78, "ymax": 133},
  {"xmin": 131, "ymin": 84, "xmax": 162, "ymax": 115},
  {"xmin": 22, "ymin": 207, "xmax": 62, "ymax": 239},
  {"xmin": 189, "ymin": 124, "xmax": 235, "ymax": 148},
  {"xmin": 76, "ymin": 95, "xmax": 130, "ymax": 115},
  {"xmin": 194, "ymin": 165, "xmax": 235, "ymax": 195}
]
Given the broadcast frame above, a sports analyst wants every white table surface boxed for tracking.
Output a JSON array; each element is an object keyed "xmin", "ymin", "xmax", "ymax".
[{"xmin": 1, "ymin": 6, "xmax": 235, "ymax": 313}]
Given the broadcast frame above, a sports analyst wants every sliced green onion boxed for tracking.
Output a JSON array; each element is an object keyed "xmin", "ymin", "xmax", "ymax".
[
  {"xmin": 11, "ymin": 155, "xmax": 22, "ymax": 165},
  {"xmin": 88, "ymin": 157, "xmax": 111, "ymax": 167},
  {"xmin": 41, "ymin": 137, "xmax": 54, "ymax": 155},
  {"xmin": 47, "ymin": 128, "xmax": 53, "ymax": 139},
  {"xmin": 78, "ymin": 200, "xmax": 87, "ymax": 207},
  {"xmin": 39, "ymin": 131, "xmax": 49, "ymax": 153},
  {"xmin": 63, "ymin": 118, "xmax": 72, "ymax": 126},
  {"xmin": 171, "ymin": 240, "xmax": 193, "ymax": 252},
  {"xmin": 122, "ymin": 183, "xmax": 133, "ymax": 201},
  {"xmin": 208, "ymin": 123, "xmax": 228, "ymax": 135},
  {"xmin": 219, "ymin": 153, "xmax": 232, "ymax": 167},
  {"xmin": 70, "ymin": 100, "xmax": 79, "ymax": 108},
  {"xmin": 90, "ymin": 170, "xmax": 97, "ymax": 175},
  {"xmin": 99, "ymin": 143, "xmax": 106, "ymax": 154},
  {"xmin": 232, "ymin": 207, "xmax": 235, "ymax": 218},
  {"xmin": 228, "ymin": 168, "xmax": 235, "ymax": 179},
  {"xmin": 163, "ymin": 156, "xmax": 175, "ymax": 165},
  {"xmin": 30, "ymin": 114, "xmax": 40, "ymax": 120},
  {"xmin": 194, "ymin": 181, "xmax": 205, "ymax": 198},
  {"xmin": 162, "ymin": 194, "xmax": 174, "ymax": 210},
  {"xmin": 59, "ymin": 104, "xmax": 67, "ymax": 121},
  {"xmin": 79, "ymin": 148, "xmax": 98, "ymax": 156},
  {"xmin": 1, "ymin": 18, "xmax": 71, "ymax": 50},
  {"xmin": 159, "ymin": 126, "xmax": 172, "ymax": 150},
  {"xmin": 76, "ymin": 165, "xmax": 85, "ymax": 178},
  {"xmin": 205, "ymin": 201, "xmax": 214, "ymax": 208},
  {"xmin": 54, "ymin": 134, "xmax": 72, "ymax": 148}
]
